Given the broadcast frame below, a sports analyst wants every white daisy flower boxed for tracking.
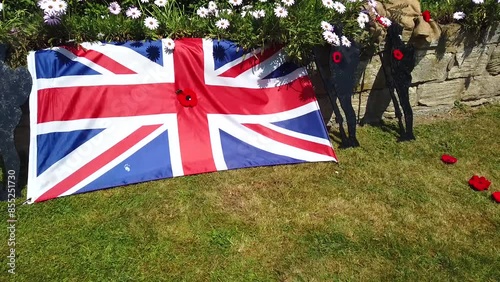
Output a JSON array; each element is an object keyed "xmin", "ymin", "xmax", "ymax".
[
  {"xmin": 108, "ymin": 2, "xmax": 121, "ymax": 15},
  {"xmin": 472, "ymin": 0, "xmax": 484, "ymax": 4},
  {"xmin": 43, "ymin": 12, "xmax": 61, "ymax": 25},
  {"xmin": 228, "ymin": 0, "xmax": 243, "ymax": 6},
  {"xmin": 259, "ymin": 0, "xmax": 267, "ymax": 2},
  {"xmin": 367, "ymin": 0, "xmax": 377, "ymax": 8},
  {"xmin": 154, "ymin": 0, "xmax": 167, "ymax": 7},
  {"xmin": 144, "ymin": 16, "xmax": 159, "ymax": 30},
  {"xmin": 453, "ymin": 11, "xmax": 466, "ymax": 20},
  {"xmin": 341, "ymin": 36, "xmax": 351, "ymax": 47},
  {"xmin": 357, "ymin": 12, "xmax": 369, "ymax": 23},
  {"xmin": 321, "ymin": 21, "xmax": 334, "ymax": 31},
  {"xmin": 381, "ymin": 17, "xmax": 392, "ymax": 26},
  {"xmin": 97, "ymin": 32, "xmax": 105, "ymax": 39},
  {"xmin": 357, "ymin": 12, "xmax": 369, "ymax": 29},
  {"xmin": 251, "ymin": 9, "xmax": 266, "ymax": 19},
  {"xmin": 323, "ymin": 30, "xmax": 335, "ymax": 43},
  {"xmin": 322, "ymin": 0, "xmax": 334, "ymax": 9},
  {"xmin": 274, "ymin": 6, "xmax": 288, "ymax": 18},
  {"xmin": 331, "ymin": 34, "xmax": 340, "ymax": 46},
  {"xmin": 332, "ymin": 2, "xmax": 346, "ymax": 13},
  {"xmin": 282, "ymin": 0, "xmax": 295, "ymax": 6},
  {"xmin": 221, "ymin": 9, "xmax": 233, "ymax": 15},
  {"xmin": 38, "ymin": 0, "xmax": 49, "ymax": 9},
  {"xmin": 215, "ymin": 18, "xmax": 230, "ymax": 29},
  {"xmin": 208, "ymin": 1, "xmax": 217, "ymax": 11},
  {"xmin": 126, "ymin": 7, "xmax": 142, "ymax": 19},
  {"xmin": 197, "ymin": 7, "xmax": 209, "ymax": 18},
  {"xmin": 54, "ymin": 0, "xmax": 68, "ymax": 14},
  {"xmin": 140, "ymin": 0, "xmax": 149, "ymax": 2},
  {"xmin": 322, "ymin": 31, "xmax": 340, "ymax": 46},
  {"xmin": 357, "ymin": 20, "xmax": 366, "ymax": 29},
  {"xmin": 164, "ymin": 38, "xmax": 175, "ymax": 50}
]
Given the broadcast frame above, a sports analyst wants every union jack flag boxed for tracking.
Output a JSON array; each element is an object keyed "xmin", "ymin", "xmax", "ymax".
[{"xmin": 26, "ymin": 38, "xmax": 337, "ymax": 203}]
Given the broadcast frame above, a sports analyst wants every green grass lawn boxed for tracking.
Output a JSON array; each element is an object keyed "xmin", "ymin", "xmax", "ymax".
[{"xmin": 2, "ymin": 104, "xmax": 500, "ymax": 281}]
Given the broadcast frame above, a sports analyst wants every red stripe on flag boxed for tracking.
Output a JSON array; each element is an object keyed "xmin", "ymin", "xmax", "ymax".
[
  {"xmin": 61, "ymin": 46, "xmax": 137, "ymax": 74},
  {"xmin": 243, "ymin": 124, "xmax": 336, "ymax": 158},
  {"xmin": 218, "ymin": 47, "xmax": 279, "ymax": 78},
  {"xmin": 34, "ymin": 124, "xmax": 162, "ymax": 202},
  {"xmin": 37, "ymin": 84, "xmax": 177, "ymax": 123}
]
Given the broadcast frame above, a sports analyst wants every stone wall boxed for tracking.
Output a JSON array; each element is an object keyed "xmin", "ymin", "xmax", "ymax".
[{"xmin": 312, "ymin": 24, "xmax": 500, "ymax": 125}]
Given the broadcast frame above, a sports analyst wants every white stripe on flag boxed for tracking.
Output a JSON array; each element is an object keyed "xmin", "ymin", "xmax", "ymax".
[
  {"xmin": 218, "ymin": 101, "xmax": 320, "ymax": 124},
  {"xmin": 52, "ymin": 47, "xmax": 115, "ymax": 75},
  {"xmin": 37, "ymin": 114, "xmax": 176, "ymax": 134},
  {"xmin": 80, "ymin": 42, "xmax": 172, "ymax": 77},
  {"xmin": 202, "ymin": 39, "xmax": 308, "ymax": 89},
  {"xmin": 60, "ymin": 123, "xmax": 172, "ymax": 198},
  {"xmin": 215, "ymin": 117, "xmax": 335, "ymax": 163},
  {"xmin": 36, "ymin": 73, "xmax": 173, "ymax": 89},
  {"xmin": 32, "ymin": 124, "xmax": 143, "ymax": 200}
]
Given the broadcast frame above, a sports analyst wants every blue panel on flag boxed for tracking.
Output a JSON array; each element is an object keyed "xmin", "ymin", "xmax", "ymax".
[
  {"xmin": 263, "ymin": 62, "xmax": 301, "ymax": 79},
  {"xmin": 75, "ymin": 130, "xmax": 173, "ymax": 194},
  {"xmin": 113, "ymin": 40, "xmax": 164, "ymax": 65},
  {"xmin": 35, "ymin": 50, "xmax": 101, "ymax": 79},
  {"xmin": 212, "ymin": 40, "xmax": 245, "ymax": 71},
  {"xmin": 220, "ymin": 130, "xmax": 304, "ymax": 170},
  {"xmin": 37, "ymin": 129, "xmax": 104, "ymax": 176},
  {"xmin": 272, "ymin": 111, "xmax": 329, "ymax": 139}
]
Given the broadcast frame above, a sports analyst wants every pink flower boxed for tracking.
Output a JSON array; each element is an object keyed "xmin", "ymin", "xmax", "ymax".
[{"xmin": 108, "ymin": 2, "xmax": 121, "ymax": 15}]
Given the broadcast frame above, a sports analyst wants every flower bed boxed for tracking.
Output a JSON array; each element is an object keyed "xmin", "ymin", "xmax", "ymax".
[{"xmin": 0, "ymin": 0, "xmax": 496, "ymax": 68}]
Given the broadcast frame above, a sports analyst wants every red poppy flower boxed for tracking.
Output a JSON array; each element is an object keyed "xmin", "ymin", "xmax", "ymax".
[
  {"xmin": 468, "ymin": 175, "xmax": 491, "ymax": 191},
  {"xmin": 176, "ymin": 88, "xmax": 198, "ymax": 107},
  {"xmin": 422, "ymin": 10, "xmax": 431, "ymax": 23},
  {"xmin": 332, "ymin": 51, "xmax": 342, "ymax": 63},
  {"xmin": 393, "ymin": 49, "xmax": 404, "ymax": 61},
  {"xmin": 441, "ymin": 154, "xmax": 457, "ymax": 164},
  {"xmin": 375, "ymin": 16, "xmax": 389, "ymax": 28},
  {"xmin": 492, "ymin": 192, "xmax": 500, "ymax": 203}
]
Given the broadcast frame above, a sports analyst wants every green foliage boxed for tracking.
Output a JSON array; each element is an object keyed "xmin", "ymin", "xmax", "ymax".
[
  {"xmin": 1, "ymin": 0, "xmax": 499, "ymax": 67},
  {"xmin": 421, "ymin": 0, "xmax": 500, "ymax": 32},
  {"xmin": 0, "ymin": 0, "xmax": 369, "ymax": 67}
]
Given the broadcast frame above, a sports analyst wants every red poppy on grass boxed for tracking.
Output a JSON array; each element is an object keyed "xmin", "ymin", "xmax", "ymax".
[
  {"xmin": 441, "ymin": 154, "xmax": 457, "ymax": 164},
  {"xmin": 422, "ymin": 10, "xmax": 431, "ymax": 23},
  {"xmin": 176, "ymin": 88, "xmax": 198, "ymax": 107},
  {"xmin": 393, "ymin": 49, "xmax": 404, "ymax": 61},
  {"xmin": 332, "ymin": 51, "xmax": 342, "ymax": 63},
  {"xmin": 492, "ymin": 192, "xmax": 500, "ymax": 203},
  {"xmin": 468, "ymin": 175, "xmax": 491, "ymax": 191}
]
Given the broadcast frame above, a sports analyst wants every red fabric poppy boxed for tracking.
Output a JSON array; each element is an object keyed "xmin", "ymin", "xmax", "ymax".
[
  {"xmin": 492, "ymin": 192, "xmax": 500, "ymax": 203},
  {"xmin": 332, "ymin": 51, "xmax": 342, "ymax": 63},
  {"xmin": 441, "ymin": 154, "xmax": 457, "ymax": 164},
  {"xmin": 176, "ymin": 88, "xmax": 198, "ymax": 107},
  {"xmin": 375, "ymin": 16, "xmax": 388, "ymax": 28},
  {"xmin": 468, "ymin": 175, "xmax": 491, "ymax": 191},
  {"xmin": 422, "ymin": 10, "xmax": 431, "ymax": 23},
  {"xmin": 393, "ymin": 49, "xmax": 404, "ymax": 61}
]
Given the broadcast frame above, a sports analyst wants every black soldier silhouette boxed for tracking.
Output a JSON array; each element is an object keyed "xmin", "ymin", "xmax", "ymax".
[
  {"xmin": 0, "ymin": 46, "xmax": 32, "ymax": 200},
  {"xmin": 315, "ymin": 25, "xmax": 361, "ymax": 148},
  {"xmin": 380, "ymin": 22, "xmax": 417, "ymax": 141}
]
